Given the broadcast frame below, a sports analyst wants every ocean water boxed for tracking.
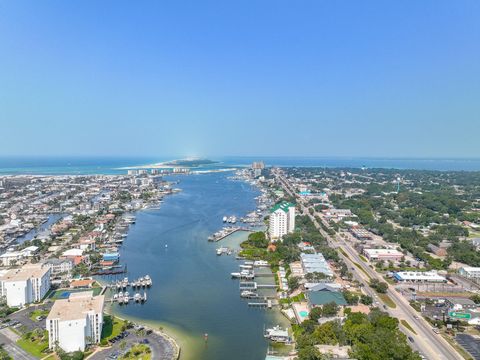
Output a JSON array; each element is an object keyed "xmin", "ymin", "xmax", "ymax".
[{"xmin": 1, "ymin": 156, "xmax": 480, "ymax": 175}]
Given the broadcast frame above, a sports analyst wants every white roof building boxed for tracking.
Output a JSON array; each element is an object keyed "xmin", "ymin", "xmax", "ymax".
[
  {"xmin": 393, "ymin": 270, "xmax": 446, "ymax": 283},
  {"xmin": 0, "ymin": 264, "xmax": 51, "ymax": 307},
  {"xmin": 61, "ymin": 248, "xmax": 84, "ymax": 257},
  {"xmin": 300, "ymin": 253, "xmax": 333, "ymax": 278},
  {"xmin": 0, "ymin": 246, "xmax": 39, "ymax": 266},
  {"xmin": 363, "ymin": 248, "xmax": 404, "ymax": 261},
  {"xmin": 459, "ymin": 267, "xmax": 480, "ymax": 279},
  {"xmin": 47, "ymin": 291, "xmax": 105, "ymax": 352}
]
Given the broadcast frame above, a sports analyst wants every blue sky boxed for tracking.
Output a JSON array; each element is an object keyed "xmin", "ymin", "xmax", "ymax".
[{"xmin": 0, "ymin": 1, "xmax": 479, "ymax": 158}]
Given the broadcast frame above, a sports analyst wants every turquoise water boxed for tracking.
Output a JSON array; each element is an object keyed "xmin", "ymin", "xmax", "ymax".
[
  {"xmin": 2, "ymin": 156, "xmax": 480, "ymax": 175},
  {"xmin": 101, "ymin": 172, "xmax": 287, "ymax": 360}
]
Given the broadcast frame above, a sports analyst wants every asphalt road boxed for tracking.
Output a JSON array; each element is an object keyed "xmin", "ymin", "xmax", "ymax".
[
  {"xmin": 0, "ymin": 328, "xmax": 35, "ymax": 360},
  {"xmin": 273, "ymin": 169, "xmax": 464, "ymax": 360},
  {"xmin": 90, "ymin": 330, "xmax": 177, "ymax": 360}
]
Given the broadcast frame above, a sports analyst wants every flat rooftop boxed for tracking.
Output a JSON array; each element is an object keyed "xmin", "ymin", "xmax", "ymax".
[
  {"xmin": 0, "ymin": 264, "xmax": 49, "ymax": 282},
  {"xmin": 47, "ymin": 291, "xmax": 104, "ymax": 322}
]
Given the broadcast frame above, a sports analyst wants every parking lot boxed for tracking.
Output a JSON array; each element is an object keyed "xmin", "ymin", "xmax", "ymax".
[
  {"xmin": 7, "ymin": 302, "xmax": 52, "ymax": 332},
  {"xmin": 90, "ymin": 326, "xmax": 177, "ymax": 360},
  {"xmin": 456, "ymin": 334, "xmax": 480, "ymax": 360}
]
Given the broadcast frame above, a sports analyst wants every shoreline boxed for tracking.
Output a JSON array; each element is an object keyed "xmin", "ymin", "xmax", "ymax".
[
  {"xmin": 103, "ymin": 304, "xmax": 181, "ymax": 360},
  {"xmin": 98, "ymin": 170, "xmax": 284, "ymax": 360}
]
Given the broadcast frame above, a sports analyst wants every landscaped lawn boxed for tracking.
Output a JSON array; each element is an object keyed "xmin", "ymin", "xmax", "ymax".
[
  {"xmin": 378, "ymin": 293, "xmax": 397, "ymax": 308},
  {"xmin": 120, "ymin": 344, "xmax": 151, "ymax": 360},
  {"xmin": 400, "ymin": 319, "xmax": 417, "ymax": 334},
  {"xmin": 16, "ymin": 330, "xmax": 50, "ymax": 358},
  {"xmin": 101, "ymin": 315, "xmax": 123, "ymax": 342},
  {"xmin": 29, "ymin": 309, "xmax": 50, "ymax": 322}
]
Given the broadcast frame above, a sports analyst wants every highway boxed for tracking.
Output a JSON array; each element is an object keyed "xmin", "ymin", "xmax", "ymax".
[{"xmin": 272, "ymin": 168, "xmax": 464, "ymax": 360}]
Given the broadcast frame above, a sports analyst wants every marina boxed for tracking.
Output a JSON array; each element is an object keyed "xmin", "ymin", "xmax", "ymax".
[{"xmin": 107, "ymin": 171, "xmax": 290, "ymax": 360}]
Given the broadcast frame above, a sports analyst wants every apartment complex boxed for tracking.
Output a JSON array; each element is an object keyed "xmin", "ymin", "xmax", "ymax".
[
  {"xmin": 0, "ymin": 264, "xmax": 51, "ymax": 307},
  {"xmin": 269, "ymin": 201, "xmax": 295, "ymax": 241},
  {"xmin": 47, "ymin": 291, "xmax": 105, "ymax": 352}
]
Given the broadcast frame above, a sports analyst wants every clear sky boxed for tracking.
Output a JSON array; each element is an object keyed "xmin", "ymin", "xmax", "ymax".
[{"xmin": 0, "ymin": 1, "xmax": 479, "ymax": 158}]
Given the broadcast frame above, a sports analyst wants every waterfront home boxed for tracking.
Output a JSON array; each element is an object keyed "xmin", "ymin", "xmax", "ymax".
[
  {"xmin": 102, "ymin": 252, "xmax": 120, "ymax": 262},
  {"xmin": 0, "ymin": 264, "xmax": 51, "ymax": 307},
  {"xmin": 306, "ymin": 290, "xmax": 347, "ymax": 309},
  {"xmin": 47, "ymin": 291, "xmax": 104, "ymax": 352}
]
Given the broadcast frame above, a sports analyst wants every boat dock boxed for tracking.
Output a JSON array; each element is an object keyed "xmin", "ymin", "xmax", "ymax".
[
  {"xmin": 208, "ymin": 226, "xmax": 253, "ymax": 242},
  {"xmin": 248, "ymin": 299, "xmax": 278, "ymax": 308},
  {"xmin": 239, "ymin": 281, "xmax": 276, "ymax": 290}
]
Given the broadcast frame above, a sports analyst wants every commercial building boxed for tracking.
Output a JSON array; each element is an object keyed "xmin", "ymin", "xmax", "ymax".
[
  {"xmin": 0, "ymin": 264, "xmax": 51, "ymax": 307},
  {"xmin": 363, "ymin": 248, "xmax": 404, "ymax": 262},
  {"xmin": 47, "ymin": 291, "xmax": 105, "ymax": 352},
  {"xmin": 268, "ymin": 201, "xmax": 295, "ymax": 241},
  {"xmin": 349, "ymin": 227, "xmax": 373, "ymax": 241},
  {"xmin": 459, "ymin": 267, "xmax": 480, "ymax": 279},
  {"xmin": 393, "ymin": 270, "xmax": 446, "ymax": 283},
  {"xmin": 445, "ymin": 297, "xmax": 477, "ymax": 311},
  {"xmin": 300, "ymin": 253, "xmax": 333, "ymax": 278}
]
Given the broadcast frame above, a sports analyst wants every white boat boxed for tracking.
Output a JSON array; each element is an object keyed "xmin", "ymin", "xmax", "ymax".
[
  {"xmin": 239, "ymin": 264, "xmax": 253, "ymax": 270},
  {"xmin": 231, "ymin": 272, "xmax": 241, "ymax": 278},
  {"xmin": 240, "ymin": 290, "xmax": 257, "ymax": 298},
  {"xmin": 223, "ymin": 216, "xmax": 227, "ymax": 222},
  {"xmin": 264, "ymin": 325, "xmax": 290, "ymax": 343},
  {"xmin": 118, "ymin": 291, "xmax": 123, "ymax": 297},
  {"xmin": 123, "ymin": 296, "xmax": 129, "ymax": 304},
  {"xmin": 254, "ymin": 260, "xmax": 269, "ymax": 267},
  {"xmin": 216, "ymin": 248, "xmax": 223, "ymax": 256},
  {"xmin": 134, "ymin": 293, "xmax": 142, "ymax": 302}
]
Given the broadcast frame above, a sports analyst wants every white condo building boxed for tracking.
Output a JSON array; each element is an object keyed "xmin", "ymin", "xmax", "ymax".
[
  {"xmin": 269, "ymin": 201, "xmax": 296, "ymax": 241},
  {"xmin": 47, "ymin": 291, "xmax": 105, "ymax": 352},
  {"xmin": 0, "ymin": 264, "xmax": 51, "ymax": 307}
]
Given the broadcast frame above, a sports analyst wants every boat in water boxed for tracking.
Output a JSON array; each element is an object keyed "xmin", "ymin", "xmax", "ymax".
[{"xmin": 264, "ymin": 325, "xmax": 290, "ymax": 343}]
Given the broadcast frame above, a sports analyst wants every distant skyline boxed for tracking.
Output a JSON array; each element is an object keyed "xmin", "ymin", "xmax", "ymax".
[{"xmin": 0, "ymin": 1, "xmax": 479, "ymax": 158}]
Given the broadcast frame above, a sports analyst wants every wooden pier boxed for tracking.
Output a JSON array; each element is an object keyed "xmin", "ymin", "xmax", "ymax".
[{"xmin": 209, "ymin": 227, "xmax": 254, "ymax": 242}]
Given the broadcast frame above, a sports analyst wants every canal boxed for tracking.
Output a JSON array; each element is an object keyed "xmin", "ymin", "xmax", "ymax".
[{"xmin": 107, "ymin": 172, "xmax": 288, "ymax": 360}]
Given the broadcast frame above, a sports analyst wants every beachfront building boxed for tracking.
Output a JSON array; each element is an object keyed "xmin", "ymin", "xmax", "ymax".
[
  {"xmin": 393, "ymin": 270, "xmax": 446, "ymax": 283},
  {"xmin": 269, "ymin": 201, "xmax": 295, "ymax": 241},
  {"xmin": 300, "ymin": 253, "xmax": 334, "ymax": 278},
  {"xmin": 0, "ymin": 264, "xmax": 51, "ymax": 307},
  {"xmin": 363, "ymin": 248, "xmax": 404, "ymax": 262},
  {"xmin": 47, "ymin": 291, "xmax": 105, "ymax": 352}
]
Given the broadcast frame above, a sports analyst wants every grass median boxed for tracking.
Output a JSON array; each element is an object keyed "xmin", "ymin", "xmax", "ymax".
[
  {"xmin": 400, "ymin": 319, "xmax": 417, "ymax": 334},
  {"xmin": 378, "ymin": 293, "xmax": 396, "ymax": 309}
]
